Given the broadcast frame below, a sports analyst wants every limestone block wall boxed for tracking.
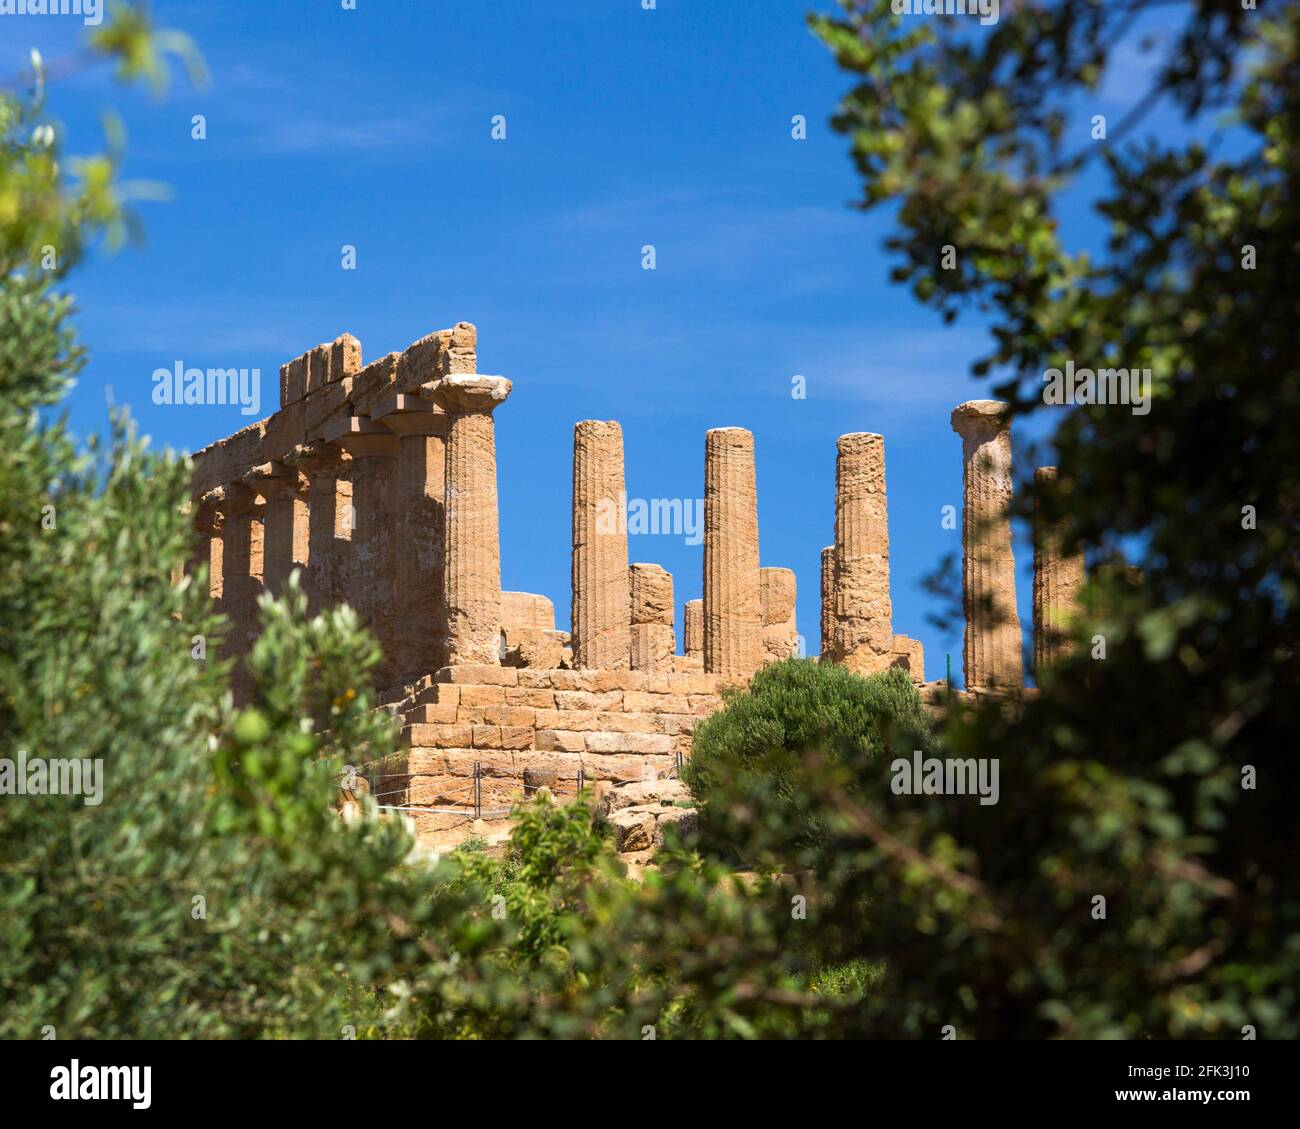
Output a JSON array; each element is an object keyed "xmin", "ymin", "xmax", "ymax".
[{"xmin": 369, "ymin": 665, "xmax": 724, "ymax": 838}]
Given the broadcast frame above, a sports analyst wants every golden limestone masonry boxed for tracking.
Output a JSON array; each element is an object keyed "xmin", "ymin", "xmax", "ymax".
[{"xmin": 188, "ymin": 324, "xmax": 1065, "ymax": 843}]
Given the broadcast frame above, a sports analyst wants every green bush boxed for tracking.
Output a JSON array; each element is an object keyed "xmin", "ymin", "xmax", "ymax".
[{"xmin": 684, "ymin": 659, "xmax": 936, "ymax": 854}]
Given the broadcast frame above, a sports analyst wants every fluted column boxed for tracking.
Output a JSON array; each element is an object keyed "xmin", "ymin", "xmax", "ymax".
[
  {"xmin": 285, "ymin": 442, "xmax": 352, "ymax": 614},
  {"xmin": 831, "ymin": 433, "xmax": 894, "ymax": 674},
  {"xmin": 327, "ymin": 417, "xmax": 400, "ymax": 687},
  {"xmin": 571, "ymin": 420, "xmax": 631, "ymax": 670},
  {"xmin": 760, "ymin": 567, "xmax": 798, "ymax": 665},
  {"xmin": 374, "ymin": 393, "xmax": 449, "ymax": 682},
  {"xmin": 683, "ymin": 599, "xmax": 703, "ymax": 662},
  {"xmin": 425, "ymin": 374, "xmax": 512, "ymax": 667},
  {"xmin": 246, "ymin": 462, "xmax": 309, "ymax": 596},
  {"xmin": 951, "ymin": 400, "xmax": 1023, "ymax": 692},
  {"xmin": 703, "ymin": 427, "xmax": 762, "ymax": 680},
  {"xmin": 629, "ymin": 563, "xmax": 674, "ymax": 672},
  {"xmin": 819, "ymin": 546, "xmax": 834, "ymax": 660},
  {"xmin": 213, "ymin": 482, "xmax": 264, "ymax": 702},
  {"xmin": 1032, "ymin": 466, "xmax": 1086, "ymax": 672}
]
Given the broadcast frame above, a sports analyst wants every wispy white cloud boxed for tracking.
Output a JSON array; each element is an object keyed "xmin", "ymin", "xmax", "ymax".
[
  {"xmin": 189, "ymin": 62, "xmax": 465, "ymax": 158},
  {"xmin": 786, "ymin": 324, "xmax": 996, "ymax": 420},
  {"xmin": 80, "ymin": 298, "xmax": 309, "ymax": 358}
]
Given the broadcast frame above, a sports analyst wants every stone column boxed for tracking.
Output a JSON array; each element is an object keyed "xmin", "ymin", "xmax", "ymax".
[
  {"xmin": 327, "ymin": 417, "xmax": 401, "ymax": 687},
  {"xmin": 246, "ymin": 462, "xmax": 309, "ymax": 596},
  {"xmin": 214, "ymin": 482, "xmax": 264, "ymax": 701},
  {"xmin": 1032, "ymin": 466, "xmax": 1086, "ymax": 672},
  {"xmin": 683, "ymin": 599, "xmax": 703, "ymax": 662},
  {"xmin": 571, "ymin": 420, "xmax": 631, "ymax": 670},
  {"xmin": 425, "ymin": 374, "xmax": 512, "ymax": 667},
  {"xmin": 819, "ymin": 546, "xmax": 834, "ymax": 660},
  {"xmin": 374, "ymin": 394, "xmax": 449, "ymax": 682},
  {"xmin": 629, "ymin": 563, "xmax": 674, "ymax": 672},
  {"xmin": 193, "ymin": 492, "xmax": 225, "ymax": 604},
  {"xmin": 831, "ymin": 433, "xmax": 895, "ymax": 674},
  {"xmin": 951, "ymin": 400, "xmax": 1023, "ymax": 691},
  {"xmin": 760, "ymin": 567, "xmax": 798, "ymax": 664},
  {"xmin": 285, "ymin": 443, "xmax": 352, "ymax": 614},
  {"xmin": 703, "ymin": 427, "xmax": 762, "ymax": 680}
]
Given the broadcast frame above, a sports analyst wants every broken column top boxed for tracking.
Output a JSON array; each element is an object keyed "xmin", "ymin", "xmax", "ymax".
[
  {"xmin": 760, "ymin": 567, "xmax": 797, "ymax": 625},
  {"xmin": 630, "ymin": 564, "xmax": 674, "ymax": 625},
  {"xmin": 502, "ymin": 591, "xmax": 556, "ymax": 633},
  {"xmin": 424, "ymin": 373, "xmax": 511, "ymax": 414},
  {"xmin": 951, "ymin": 399, "xmax": 1009, "ymax": 433}
]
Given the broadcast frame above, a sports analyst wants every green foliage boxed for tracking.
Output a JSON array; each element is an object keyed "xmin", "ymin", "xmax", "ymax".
[
  {"xmin": 0, "ymin": 5, "xmax": 440, "ymax": 1042},
  {"xmin": 686, "ymin": 659, "xmax": 935, "ymax": 853},
  {"xmin": 805, "ymin": 0, "xmax": 1300, "ymax": 1036},
  {"xmin": 408, "ymin": 798, "xmax": 872, "ymax": 1039}
]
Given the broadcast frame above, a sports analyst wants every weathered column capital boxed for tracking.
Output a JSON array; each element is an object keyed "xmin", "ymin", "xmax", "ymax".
[
  {"xmin": 212, "ymin": 480, "xmax": 264, "ymax": 518},
  {"xmin": 372, "ymin": 392, "xmax": 450, "ymax": 437},
  {"xmin": 285, "ymin": 441, "xmax": 352, "ymax": 482},
  {"xmin": 193, "ymin": 491, "xmax": 226, "ymax": 535},
  {"xmin": 243, "ymin": 460, "xmax": 308, "ymax": 500},
  {"xmin": 951, "ymin": 399, "xmax": 1010, "ymax": 440},
  {"xmin": 423, "ymin": 373, "xmax": 511, "ymax": 416},
  {"xmin": 325, "ymin": 416, "xmax": 400, "ymax": 460}
]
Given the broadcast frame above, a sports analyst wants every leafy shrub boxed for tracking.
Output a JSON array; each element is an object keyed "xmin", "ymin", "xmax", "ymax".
[{"xmin": 684, "ymin": 659, "xmax": 936, "ymax": 853}]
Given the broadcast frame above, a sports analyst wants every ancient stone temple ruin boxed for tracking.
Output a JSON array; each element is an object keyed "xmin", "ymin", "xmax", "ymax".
[{"xmin": 187, "ymin": 322, "xmax": 1079, "ymax": 839}]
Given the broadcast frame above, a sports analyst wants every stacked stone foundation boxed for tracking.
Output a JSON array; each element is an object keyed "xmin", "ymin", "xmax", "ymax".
[{"xmin": 368, "ymin": 665, "xmax": 724, "ymax": 838}]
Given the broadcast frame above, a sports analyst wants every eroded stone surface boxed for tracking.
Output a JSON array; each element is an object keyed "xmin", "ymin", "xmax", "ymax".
[
  {"xmin": 572, "ymin": 421, "xmax": 631, "ymax": 670},
  {"xmin": 1032, "ymin": 466, "xmax": 1085, "ymax": 671},
  {"xmin": 703, "ymin": 428, "xmax": 762, "ymax": 680},
  {"xmin": 760, "ymin": 567, "xmax": 798, "ymax": 664},
  {"xmin": 429, "ymin": 376, "xmax": 511, "ymax": 667},
  {"xmin": 951, "ymin": 401, "xmax": 1023, "ymax": 692},
  {"xmin": 832, "ymin": 433, "xmax": 893, "ymax": 673},
  {"xmin": 630, "ymin": 564, "xmax": 675, "ymax": 672}
]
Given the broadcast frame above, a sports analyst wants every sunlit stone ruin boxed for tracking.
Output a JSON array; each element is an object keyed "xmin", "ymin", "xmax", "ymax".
[{"xmin": 187, "ymin": 322, "xmax": 1077, "ymax": 841}]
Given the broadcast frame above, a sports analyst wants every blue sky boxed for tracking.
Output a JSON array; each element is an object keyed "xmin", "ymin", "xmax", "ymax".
[{"xmin": 6, "ymin": 1, "xmax": 1186, "ymax": 686}]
